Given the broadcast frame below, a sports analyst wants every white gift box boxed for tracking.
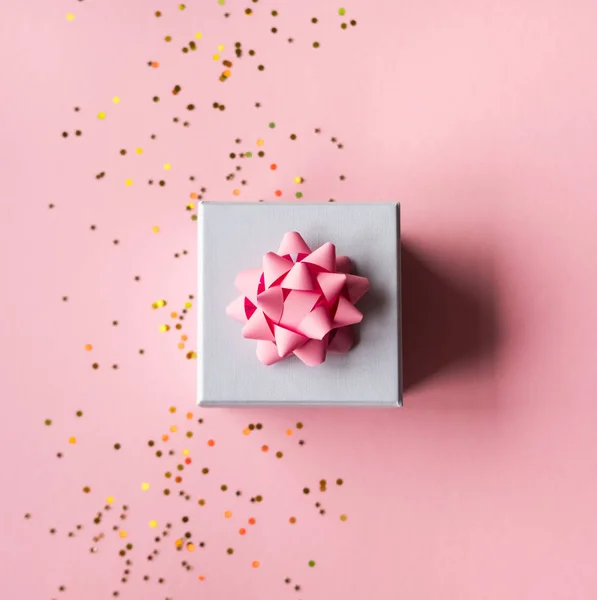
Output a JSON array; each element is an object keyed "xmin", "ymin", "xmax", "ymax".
[{"xmin": 197, "ymin": 202, "xmax": 402, "ymax": 407}]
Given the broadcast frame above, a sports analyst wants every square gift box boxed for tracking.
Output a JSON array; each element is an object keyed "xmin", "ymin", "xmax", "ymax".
[{"xmin": 197, "ymin": 202, "xmax": 402, "ymax": 407}]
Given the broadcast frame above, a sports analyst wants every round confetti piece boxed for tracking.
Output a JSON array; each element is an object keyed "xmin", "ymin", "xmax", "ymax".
[
  {"xmin": 208, "ymin": 439, "xmax": 215, "ymax": 446},
  {"xmin": 224, "ymin": 511, "xmax": 232, "ymax": 518},
  {"xmin": 97, "ymin": 112, "xmax": 106, "ymax": 120},
  {"xmin": 308, "ymin": 560, "xmax": 316, "ymax": 567},
  {"xmin": 119, "ymin": 531, "xmax": 127, "ymax": 538},
  {"xmin": 136, "ymin": 148, "xmax": 143, "ymax": 154},
  {"xmin": 233, "ymin": 189, "xmax": 240, "ymax": 196},
  {"xmin": 125, "ymin": 179, "xmax": 133, "ymax": 186},
  {"xmin": 252, "ymin": 561, "xmax": 260, "ymax": 568},
  {"xmin": 217, "ymin": 44, "xmax": 224, "ymax": 51},
  {"xmin": 248, "ymin": 517, "xmax": 256, "ymax": 525},
  {"xmin": 256, "ymin": 139, "xmax": 264, "ymax": 146},
  {"xmin": 163, "ymin": 163, "xmax": 171, "ymax": 170},
  {"xmin": 289, "ymin": 516, "xmax": 296, "ymax": 524},
  {"xmin": 338, "ymin": 7, "xmax": 346, "ymax": 15},
  {"xmin": 112, "ymin": 96, "xmax": 120, "ymax": 104},
  {"xmin": 213, "ymin": 54, "xmax": 220, "ymax": 60},
  {"xmin": 141, "ymin": 482, "xmax": 150, "ymax": 491},
  {"xmin": 152, "ymin": 61, "xmax": 159, "ymax": 68},
  {"xmin": 275, "ymin": 190, "xmax": 282, "ymax": 197},
  {"xmin": 239, "ymin": 528, "xmax": 246, "ymax": 535},
  {"xmin": 340, "ymin": 514, "xmax": 348, "ymax": 521},
  {"xmin": 261, "ymin": 445, "xmax": 269, "ymax": 452},
  {"xmin": 294, "ymin": 176, "xmax": 303, "ymax": 183},
  {"xmin": 152, "ymin": 226, "xmax": 160, "ymax": 233},
  {"xmin": 187, "ymin": 543, "xmax": 195, "ymax": 552},
  {"xmin": 198, "ymin": 576, "xmax": 205, "ymax": 581},
  {"xmin": 218, "ymin": 0, "xmax": 225, "ymax": 4},
  {"xmin": 268, "ymin": 122, "xmax": 276, "ymax": 128},
  {"xmin": 66, "ymin": 13, "xmax": 75, "ymax": 21},
  {"xmin": 149, "ymin": 520, "xmax": 158, "ymax": 528},
  {"xmin": 106, "ymin": 496, "xmax": 114, "ymax": 504},
  {"xmin": 68, "ymin": 437, "xmax": 76, "ymax": 444},
  {"xmin": 270, "ymin": 164, "xmax": 277, "ymax": 170},
  {"xmin": 243, "ymin": 428, "xmax": 251, "ymax": 435},
  {"xmin": 286, "ymin": 429, "xmax": 293, "ymax": 436},
  {"xmin": 296, "ymin": 192, "xmax": 303, "ymax": 199},
  {"xmin": 44, "ymin": 419, "xmax": 52, "ymax": 426},
  {"xmin": 195, "ymin": 32, "xmax": 203, "ymax": 39},
  {"xmin": 170, "ymin": 425, "xmax": 177, "ymax": 432}
]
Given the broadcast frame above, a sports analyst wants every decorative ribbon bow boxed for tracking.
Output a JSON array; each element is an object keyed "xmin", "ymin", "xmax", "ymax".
[{"xmin": 226, "ymin": 232, "xmax": 369, "ymax": 366}]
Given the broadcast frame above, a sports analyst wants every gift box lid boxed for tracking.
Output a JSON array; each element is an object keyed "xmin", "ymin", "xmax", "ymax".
[{"xmin": 197, "ymin": 202, "xmax": 402, "ymax": 407}]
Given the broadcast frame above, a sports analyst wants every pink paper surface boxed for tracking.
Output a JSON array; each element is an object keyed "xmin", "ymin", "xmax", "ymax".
[{"xmin": 3, "ymin": 1, "xmax": 597, "ymax": 599}]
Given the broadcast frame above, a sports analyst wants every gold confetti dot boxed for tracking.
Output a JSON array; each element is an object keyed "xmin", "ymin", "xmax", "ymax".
[
  {"xmin": 159, "ymin": 325, "xmax": 170, "ymax": 332},
  {"xmin": 243, "ymin": 428, "xmax": 251, "ymax": 436},
  {"xmin": 149, "ymin": 520, "xmax": 158, "ymax": 528},
  {"xmin": 256, "ymin": 139, "xmax": 264, "ymax": 146},
  {"xmin": 224, "ymin": 510, "xmax": 232, "ymax": 518},
  {"xmin": 66, "ymin": 13, "xmax": 75, "ymax": 21},
  {"xmin": 340, "ymin": 514, "xmax": 348, "ymax": 521},
  {"xmin": 170, "ymin": 425, "xmax": 178, "ymax": 433},
  {"xmin": 85, "ymin": 344, "xmax": 93, "ymax": 351},
  {"xmin": 217, "ymin": 44, "xmax": 224, "ymax": 51},
  {"xmin": 119, "ymin": 531, "xmax": 127, "ymax": 538},
  {"xmin": 106, "ymin": 496, "xmax": 114, "ymax": 504},
  {"xmin": 152, "ymin": 225, "xmax": 160, "ymax": 233},
  {"xmin": 163, "ymin": 163, "xmax": 171, "ymax": 171},
  {"xmin": 195, "ymin": 32, "xmax": 203, "ymax": 39},
  {"xmin": 112, "ymin": 96, "xmax": 120, "ymax": 104},
  {"xmin": 213, "ymin": 54, "xmax": 220, "ymax": 60},
  {"xmin": 125, "ymin": 179, "xmax": 133, "ymax": 186},
  {"xmin": 182, "ymin": 448, "xmax": 190, "ymax": 456},
  {"xmin": 169, "ymin": 406, "xmax": 176, "ymax": 413},
  {"xmin": 187, "ymin": 542, "xmax": 195, "ymax": 552},
  {"xmin": 97, "ymin": 112, "xmax": 106, "ymax": 120},
  {"xmin": 175, "ymin": 538, "xmax": 183, "ymax": 548},
  {"xmin": 136, "ymin": 148, "xmax": 143, "ymax": 154},
  {"xmin": 68, "ymin": 437, "xmax": 76, "ymax": 444},
  {"xmin": 141, "ymin": 482, "xmax": 150, "ymax": 491}
]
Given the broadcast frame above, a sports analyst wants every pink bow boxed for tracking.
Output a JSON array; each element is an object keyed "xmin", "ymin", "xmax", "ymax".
[{"xmin": 226, "ymin": 232, "xmax": 370, "ymax": 366}]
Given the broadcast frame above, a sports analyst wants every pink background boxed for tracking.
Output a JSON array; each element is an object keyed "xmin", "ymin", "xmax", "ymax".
[{"xmin": 3, "ymin": 0, "xmax": 597, "ymax": 598}]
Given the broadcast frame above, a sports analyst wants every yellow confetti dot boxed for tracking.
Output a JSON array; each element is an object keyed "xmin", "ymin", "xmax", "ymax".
[
  {"xmin": 159, "ymin": 325, "xmax": 170, "ymax": 332},
  {"xmin": 156, "ymin": 300, "xmax": 167, "ymax": 308},
  {"xmin": 256, "ymin": 139, "xmax": 264, "ymax": 146},
  {"xmin": 125, "ymin": 179, "xmax": 133, "ymax": 186},
  {"xmin": 68, "ymin": 437, "xmax": 76, "ymax": 444},
  {"xmin": 185, "ymin": 302, "xmax": 192, "ymax": 309},
  {"xmin": 170, "ymin": 425, "xmax": 178, "ymax": 432},
  {"xmin": 212, "ymin": 54, "xmax": 220, "ymax": 61},
  {"xmin": 195, "ymin": 32, "xmax": 203, "ymax": 39},
  {"xmin": 112, "ymin": 96, "xmax": 120, "ymax": 104},
  {"xmin": 224, "ymin": 510, "xmax": 232, "ymax": 518},
  {"xmin": 119, "ymin": 531, "xmax": 127, "ymax": 538},
  {"xmin": 217, "ymin": 44, "xmax": 224, "ymax": 51},
  {"xmin": 66, "ymin": 13, "xmax": 75, "ymax": 21},
  {"xmin": 136, "ymin": 148, "xmax": 143, "ymax": 154},
  {"xmin": 163, "ymin": 163, "xmax": 171, "ymax": 170},
  {"xmin": 149, "ymin": 520, "xmax": 158, "ymax": 528},
  {"xmin": 243, "ymin": 428, "xmax": 251, "ymax": 436},
  {"xmin": 175, "ymin": 539, "xmax": 183, "ymax": 548},
  {"xmin": 152, "ymin": 225, "xmax": 160, "ymax": 233},
  {"xmin": 141, "ymin": 482, "xmax": 150, "ymax": 491},
  {"xmin": 294, "ymin": 176, "xmax": 303, "ymax": 184},
  {"xmin": 182, "ymin": 448, "xmax": 190, "ymax": 456},
  {"xmin": 106, "ymin": 496, "xmax": 114, "ymax": 504},
  {"xmin": 187, "ymin": 203, "xmax": 195, "ymax": 209},
  {"xmin": 97, "ymin": 112, "xmax": 106, "ymax": 120}
]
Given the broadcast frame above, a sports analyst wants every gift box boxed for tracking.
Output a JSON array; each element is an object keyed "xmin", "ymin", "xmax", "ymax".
[{"xmin": 197, "ymin": 202, "xmax": 402, "ymax": 407}]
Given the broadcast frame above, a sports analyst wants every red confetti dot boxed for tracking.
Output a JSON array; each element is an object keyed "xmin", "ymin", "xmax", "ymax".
[
  {"xmin": 248, "ymin": 517, "xmax": 256, "ymax": 525},
  {"xmin": 270, "ymin": 164, "xmax": 277, "ymax": 170},
  {"xmin": 185, "ymin": 457, "xmax": 192, "ymax": 464},
  {"xmin": 207, "ymin": 439, "xmax": 215, "ymax": 447},
  {"xmin": 275, "ymin": 190, "xmax": 282, "ymax": 197}
]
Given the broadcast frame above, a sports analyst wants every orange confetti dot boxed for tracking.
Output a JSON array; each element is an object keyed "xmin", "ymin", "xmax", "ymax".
[
  {"xmin": 182, "ymin": 335, "xmax": 188, "ymax": 341},
  {"xmin": 275, "ymin": 190, "xmax": 282, "ymax": 197},
  {"xmin": 119, "ymin": 531, "xmax": 127, "ymax": 538},
  {"xmin": 261, "ymin": 445, "xmax": 269, "ymax": 452},
  {"xmin": 175, "ymin": 539, "xmax": 184, "ymax": 548},
  {"xmin": 239, "ymin": 528, "xmax": 246, "ymax": 535},
  {"xmin": 224, "ymin": 510, "xmax": 232, "ymax": 518},
  {"xmin": 152, "ymin": 62, "xmax": 159, "ymax": 68},
  {"xmin": 68, "ymin": 437, "xmax": 76, "ymax": 444},
  {"xmin": 270, "ymin": 164, "xmax": 277, "ymax": 170},
  {"xmin": 171, "ymin": 312, "xmax": 178, "ymax": 318},
  {"xmin": 243, "ymin": 428, "xmax": 251, "ymax": 436},
  {"xmin": 198, "ymin": 575, "xmax": 205, "ymax": 582},
  {"xmin": 170, "ymin": 425, "xmax": 178, "ymax": 432},
  {"xmin": 178, "ymin": 343, "xmax": 185, "ymax": 349},
  {"xmin": 190, "ymin": 192, "xmax": 198, "ymax": 199},
  {"xmin": 175, "ymin": 476, "xmax": 182, "ymax": 483},
  {"xmin": 286, "ymin": 429, "xmax": 293, "ymax": 436},
  {"xmin": 186, "ymin": 412, "xmax": 193, "ymax": 419},
  {"xmin": 233, "ymin": 189, "xmax": 240, "ymax": 196},
  {"xmin": 207, "ymin": 439, "xmax": 215, "ymax": 447},
  {"xmin": 289, "ymin": 516, "xmax": 296, "ymax": 524},
  {"xmin": 169, "ymin": 406, "xmax": 176, "ymax": 413},
  {"xmin": 162, "ymin": 434, "xmax": 169, "ymax": 442},
  {"xmin": 84, "ymin": 344, "xmax": 93, "ymax": 351},
  {"xmin": 187, "ymin": 543, "xmax": 195, "ymax": 552},
  {"xmin": 252, "ymin": 561, "xmax": 260, "ymax": 568},
  {"xmin": 223, "ymin": 70, "xmax": 231, "ymax": 77},
  {"xmin": 248, "ymin": 517, "xmax": 256, "ymax": 525}
]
